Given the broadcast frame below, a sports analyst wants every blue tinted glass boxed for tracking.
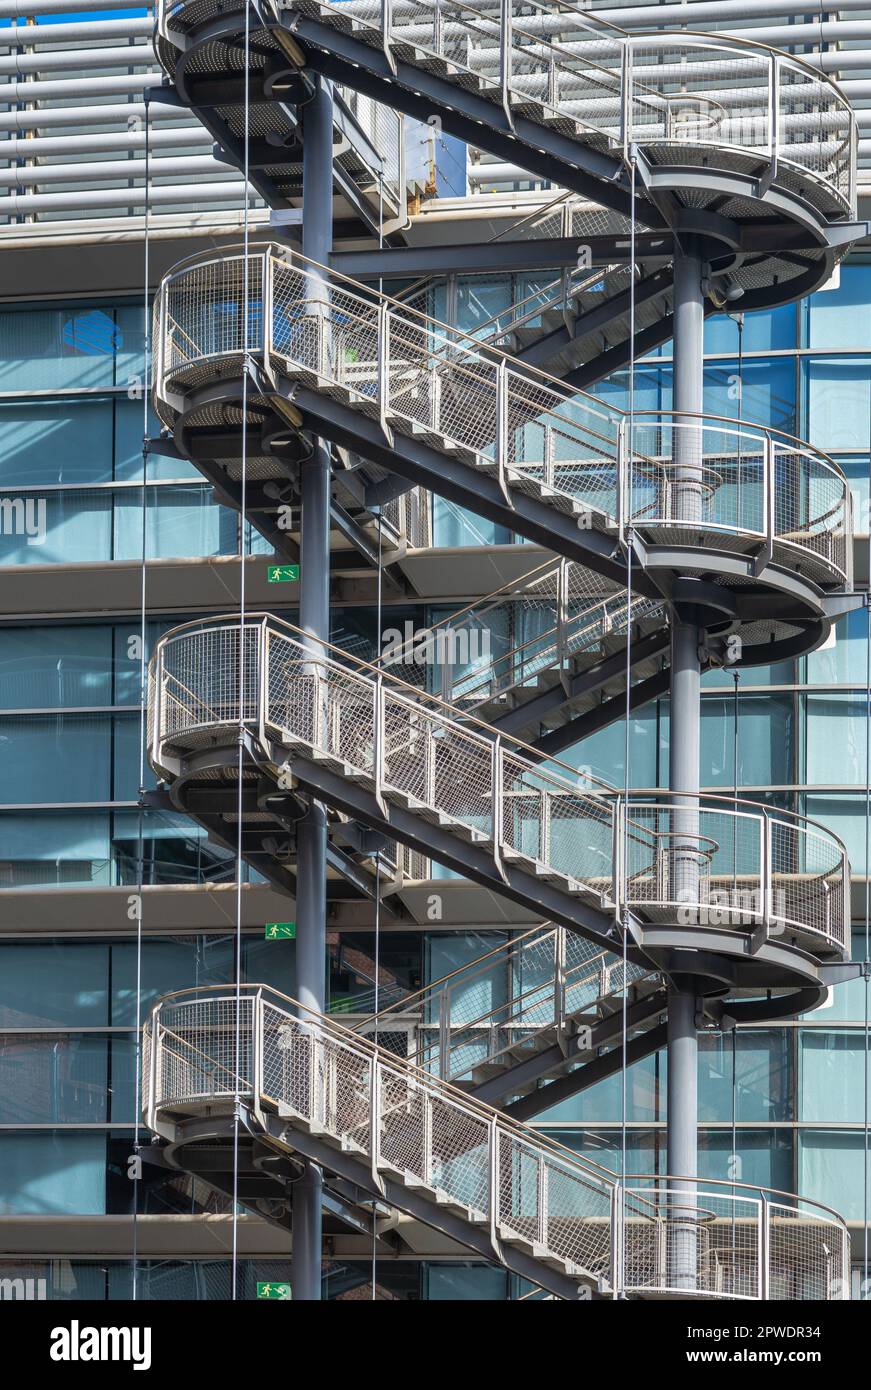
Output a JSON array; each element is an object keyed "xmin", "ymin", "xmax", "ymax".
[
  {"xmin": 0, "ymin": 307, "xmax": 117, "ymax": 391},
  {"xmin": 0, "ymin": 1132, "xmax": 107, "ymax": 1215},
  {"xmin": 806, "ymin": 265, "xmax": 871, "ymax": 350},
  {"xmin": 0, "ymin": 940, "xmax": 109, "ymax": 1028},
  {"xmin": 0, "ymin": 397, "xmax": 113, "ymax": 486},
  {"xmin": 703, "ymin": 357, "xmax": 796, "ymax": 433},
  {"xmin": 807, "ymin": 606, "xmax": 867, "ymax": 684},
  {"xmin": 0, "ymin": 1034, "xmax": 110, "ymax": 1123},
  {"xmin": 0, "ymin": 714, "xmax": 111, "ymax": 803},
  {"xmin": 799, "ymin": 1031, "xmax": 871, "ymax": 1123},
  {"xmin": 0, "ymin": 810, "xmax": 110, "ymax": 887},
  {"xmin": 804, "ymin": 357, "xmax": 871, "ymax": 452},
  {"xmin": 705, "ymin": 304, "xmax": 796, "ymax": 354},
  {"xmin": 0, "ymin": 625, "xmax": 112, "ymax": 708},
  {"xmin": 0, "ymin": 490, "xmax": 112, "ymax": 565}
]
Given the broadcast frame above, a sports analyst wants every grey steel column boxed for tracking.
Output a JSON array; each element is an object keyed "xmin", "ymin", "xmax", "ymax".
[
  {"xmin": 666, "ymin": 240, "xmax": 704, "ymax": 1289},
  {"xmin": 292, "ymin": 72, "xmax": 334, "ymax": 1303}
]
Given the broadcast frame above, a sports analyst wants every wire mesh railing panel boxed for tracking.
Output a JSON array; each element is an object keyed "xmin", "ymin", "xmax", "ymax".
[
  {"xmin": 767, "ymin": 1202, "xmax": 849, "ymax": 1301},
  {"xmin": 145, "ymin": 988, "xmax": 853, "ymax": 1299},
  {"xmin": 160, "ymin": 624, "xmax": 261, "ymax": 744},
  {"xmin": 769, "ymin": 817, "xmax": 847, "ymax": 949},
  {"xmin": 154, "ymin": 248, "xmax": 853, "ymax": 588},
  {"xmin": 622, "ymin": 1188, "xmax": 762, "ymax": 1298},
  {"xmin": 157, "ymin": 995, "xmax": 254, "ymax": 1106}
]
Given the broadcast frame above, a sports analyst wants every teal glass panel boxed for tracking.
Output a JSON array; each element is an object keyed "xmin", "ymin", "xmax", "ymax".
[
  {"xmin": 797, "ymin": 1129, "xmax": 867, "ymax": 1221},
  {"xmin": 430, "ymin": 494, "xmax": 512, "ymax": 546},
  {"xmin": 698, "ymin": 1031, "xmax": 793, "ymax": 1123},
  {"xmin": 804, "ymin": 357, "xmax": 871, "ymax": 452},
  {"xmin": 805, "ymin": 265, "xmax": 871, "ymax": 350},
  {"xmin": 0, "ymin": 714, "xmax": 111, "ymax": 804},
  {"xmin": 0, "ymin": 941, "xmax": 109, "ymax": 1028},
  {"xmin": 0, "ymin": 396, "xmax": 113, "ymax": 486},
  {"xmin": 703, "ymin": 357, "xmax": 796, "ymax": 433},
  {"xmin": 425, "ymin": 1265, "xmax": 507, "ymax": 1299},
  {"xmin": 110, "ymin": 937, "xmax": 235, "ymax": 1026},
  {"xmin": 804, "ymin": 795, "xmax": 867, "ymax": 873},
  {"xmin": 705, "ymin": 304, "xmax": 796, "ymax": 354},
  {"xmin": 799, "ymin": 1030, "xmax": 871, "ymax": 1122},
  {"xmin": 0, "ymin": 624, "xmax": 112, "ymax": 709},
  {"xmin": 113, "ymin": 485, "xmax": 236, "ymax": 560},
  {"xmin": 0, "ymin": 306, "xmax": 117, "ymax": 392},
  {"xmin": 697, "ymin": 1129, "xmax": 793, "ymax": 1194},
  {"xmin": 114, "ymin": 397, "xmax": 194, "ymax": 481},
  {"xmin": 0, "ymin": 1133, "xmax": 107, "ymax": 1215},
  {"xmin": 536, "ymin": 1052, "xmax": 660, "ymax": 1124},
  {"xmin": 804, "ymin": 694, "xmax": 867, "ymax": 784},
  {"xmin": 0, "ymin": 1034, "xmax": 111, "ymax": 1123},
  {"xmin": 0, "ymin": 810, "xmax": 111, "ymax": 886},
  {"xmin": 807, "ymin": 607, "xmax": 868, "ymax": 685},
  {"xmin": 0, "ymin": 489, "xmax": 112, "ymax": 565},
  {"xmin": 559, "ymin": 705, "xmax": 659, "ymax": 788},
  {"xmin": 691, "ymin": 694, "xmax": 793, "ymax": 787}
]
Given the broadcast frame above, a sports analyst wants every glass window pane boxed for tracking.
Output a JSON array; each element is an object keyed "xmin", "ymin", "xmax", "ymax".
[
  {"xmin": 0, "ymin": 1034, "xmax": 110, "ymax": 1123},
  {"xmin": 807, "ymin": 607, "xmax": 868, "ymax": 684},
  {"xmin": 0, "ymin": 941, "xmax": 109, "ymax": 1027},
  {"xmin": 799, "ymin": 1030, "xmax": 870, "ymax": 1122},
  {"xmin": 0, "ymin": 625, "xmax": 112, "ymax": 709},
  {"xmin": 0, "ymin": 306, "xmax": 117, "ymax": 392},
  {"xmin": 0, "ymin": 810, "xmax": 111, "ymax": 887},
  {"xmin": 804, "ymin": 358, "xmax": 871, "ymax": 452},
  {"xmin": 805, "ymin": 694, "xmax": 866, "ymax": 784},
  {"xmin": 0, "ymin": 1132, "xmax": 107, "ymax": 1215},
  {"xmin": 698, "ymin": 1031, "xmax": 793, "ymax": 1122},
  {"xmin": 806, "ymin": 265, "xmax": 871, "ymax": 350},
  {"xmin": 0, "ymin": 714, "xmax": 111, "ymax": 803},
  {"xmin": 0, "ymin": 397, "xmax": 113, "ymax": 486},
  {"xmin": 798, "ymin": 1129, "xmax": 867, "ymax": 1220}
]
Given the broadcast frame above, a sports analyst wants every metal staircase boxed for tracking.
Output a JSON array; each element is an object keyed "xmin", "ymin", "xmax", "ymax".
[
  {"xmin": 144, "ymin": 983, "xmax": 850, "ymax": 1299},
  {"xmin": 141, "ymin": 0, "xmax": 868, "ymax": 1300}
]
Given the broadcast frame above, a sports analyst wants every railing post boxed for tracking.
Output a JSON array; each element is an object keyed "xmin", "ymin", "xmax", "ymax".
[
  {"xmin": 147, "ymin": 1007, "xmax": 161, "ymax": 1132},
  {"xmin": 612, "ymin": 794, "xmax": 625, "ymax": 921},
  {"xmin": 251, "ymin": 988, "xmax": 265, "ymax": 1128},
  {"xmin": 380, "ymin": 0, "xmax": 397, "ymax": 73},
  {"xmin": 422, "ymin": 1089, "xmax": 433, "ymax": 1187},
  {"xmin": 499, "ymin": 0, "xmax": 514, "ymax": 130},
  {"xmin": 610, "ymin": 1182, "xmax": 624, "ymax": 1298},
  {"xmin": 554, "ymin": 927, "xmax": 567, "ymax": 1029},
  {"xmin": 620, "ymin": 42, "xmax": 631, "ymax": 161},
  {"xmin": 759, "ymin": 1195, "xmax": 770, "ymax": 1300},
  {"xmin": 495, "ymin": 357, "xmax": 512, "ymax": 504},
  {"xmin": 762, "ymin": 810, "xmax": 772, "ymax": 937},
  {"xmin": 373, "ymin": 673, "xmax": 388, "ymax": 818},
  {"xmin": 488, "ymin": 1117, "xmax": 501, "ymax": 1254},
  {"xmin": 617, "ymin": 417, "xmax": 628, "ymax": 545},
  {"xmin": 369, "ymin": 1055, "xmax": 383, "ymax": 1193},
  {"xmin": 538, "ymin": 1155, "xmax": 548, "ymax": 1250},
  {"xmin": 491, "ymin": 734, "xmax": 506, "ymax": 882},
  {"xmin": 557, "ymin": 559, "xmax": 569, "ymax": 678},
  {"xmin": 438, "ymin": 986, "xmax": 450, "ymax": 1081},
  {"xmin": 261, "ymin": 250, "xmax": 273, "ymax": 364},
  {"xmin": 151, "ymin": 643, "xmax": 164, "ymax": 771},
  {"xmin": 377, "ymin": 300, "xmax": 393, "ymax": 445},
  {"xmin": 769, "ymin": 56, "xmax": 780, "ymax": 186}
]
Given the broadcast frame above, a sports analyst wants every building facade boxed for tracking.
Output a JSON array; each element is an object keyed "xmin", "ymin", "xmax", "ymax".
[{"xmin": 0, "ymin": 0, "xmax": 870, "ymax": 1301}]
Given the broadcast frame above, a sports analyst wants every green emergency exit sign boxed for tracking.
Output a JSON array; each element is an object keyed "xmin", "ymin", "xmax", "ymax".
[
  {"xmin": 257, "ymin": 1282, "xmax": 291, "ymax": 1300},
  {"xmin": 267, "ymin": 564, "xmax": 299, "ymax": 583},
  {"xmin": 264, "ymin": 921, "xmax": 296, "ymax": 940}
]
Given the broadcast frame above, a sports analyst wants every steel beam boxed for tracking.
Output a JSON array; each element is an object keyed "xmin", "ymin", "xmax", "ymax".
[{"xmin": 330, "ymin": 236, "xmax": 676, "ymax": 279}]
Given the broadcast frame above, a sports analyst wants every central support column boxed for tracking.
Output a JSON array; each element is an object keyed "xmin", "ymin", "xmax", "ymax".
[
  {"xmin": 292, "ymin": 73, "xmax": 334, "ymax": 1303},
  {"xmin": 666, "ymin": 240, "xmax": 705, "ymax": 1289}
]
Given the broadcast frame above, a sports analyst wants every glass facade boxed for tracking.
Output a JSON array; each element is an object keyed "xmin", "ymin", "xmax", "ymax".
[{"xmin": 1, "ymin": 259, "xmax": 870, "ymax": 1298}]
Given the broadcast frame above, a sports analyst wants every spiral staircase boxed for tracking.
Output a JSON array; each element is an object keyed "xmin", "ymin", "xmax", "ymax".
[{"xmin": 140, "ymin": 0, "xmax": 869, "ymax": 1299}]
